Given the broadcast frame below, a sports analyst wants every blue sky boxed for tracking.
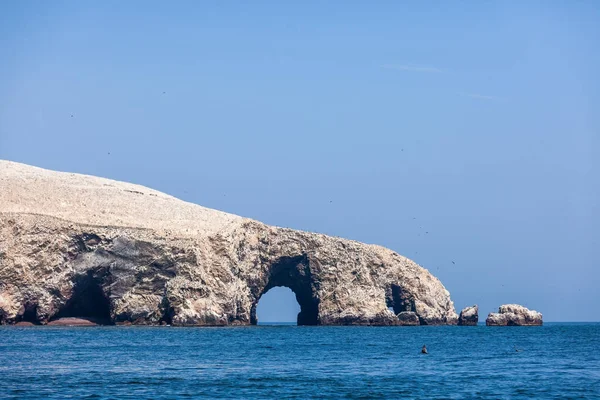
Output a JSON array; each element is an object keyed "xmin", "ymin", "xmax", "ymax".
[{"xmin": 1, "ymin": 1, "xmax": 598, "ymax": 322}]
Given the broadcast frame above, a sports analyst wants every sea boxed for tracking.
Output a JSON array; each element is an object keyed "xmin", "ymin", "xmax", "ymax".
[{"xmin": 1, "ymin": 323, "xmax": 599, "ymax": 399}]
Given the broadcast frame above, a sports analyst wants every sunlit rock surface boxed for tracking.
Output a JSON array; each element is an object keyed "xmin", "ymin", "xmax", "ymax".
[
  {"xmin": 0, "ymin": 160, "xmax": 458, "ymax": 326},
  {"xmin": 486, "ymin": 304, "xmax": 542, "ymax": 326},
  {"xmin": 458, "ymin": 305, "xmax": 478, "ymax": 326}
]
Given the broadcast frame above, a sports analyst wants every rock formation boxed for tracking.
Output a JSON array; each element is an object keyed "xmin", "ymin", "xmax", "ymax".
[
  {"xmin": 46, "ymin": 317, "xmax": 99, "ymax": 327},
  {"xmin": 0, "ymin": 160, "xmax": 458, "ymax": 326},
  {"xmin": 396, "ymin": 311, "xmax": 419, "ymax": 326},
  {"xmin": 486, "ymin": 304, "xmax": 542, "ymax": 326},
  {"xmin": 458, "ymin": 305, "xmax": 478, "ymax": 326}
]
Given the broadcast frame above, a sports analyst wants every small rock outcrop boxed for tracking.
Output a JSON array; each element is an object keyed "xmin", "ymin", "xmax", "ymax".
[
  {"xmin": 47, "ymin": 317, "xmax": 99, "ymax": 327},
  {"xmin": 486, "ymin": 304, "xmax": 542, "ymax": 326},
  {"xmin": 397, "ymin": 311, "xmax": 419, "ymax": 326},
  {"xmin": 0, "ymin": 160, "xmax": 459, "ymax": 326},
  {"xmin": 458, "ymin": 305, "xmax": 478, "ymax": 326}
]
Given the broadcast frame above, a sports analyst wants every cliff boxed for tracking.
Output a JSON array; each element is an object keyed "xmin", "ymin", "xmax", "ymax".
[{"xmin": 0, "ymin": 160, "xmax": 458, "ymax": 326}]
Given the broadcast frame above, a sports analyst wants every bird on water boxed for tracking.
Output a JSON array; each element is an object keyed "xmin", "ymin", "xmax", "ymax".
[{"xmin": 421, "ymin": 345, "xmax": 428, "ymax": 354}]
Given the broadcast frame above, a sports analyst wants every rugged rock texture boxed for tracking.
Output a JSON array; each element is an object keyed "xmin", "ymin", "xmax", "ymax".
[
  {"xmin": 0, "ymin": 160, "xmax": 458, "ymax": 326},
  {"xmin": 458, "ymin": 305, "xmax": 478, "ymax": 326},
  {"xmin": 486, "ymin": 304, "xmax": 542, "ymax": 326},
  {"xmin": 396, "ymin": 311, "xmax": 419, "ymax": 326}
]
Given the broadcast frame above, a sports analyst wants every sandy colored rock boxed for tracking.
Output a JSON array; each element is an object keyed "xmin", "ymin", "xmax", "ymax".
[
  {"xmin": 14, "ymin": 321, "xmax": 36, "ymax": 326},
  {"xmin": 458, "ymin": 305, "xmax": 478, "ymax": 326},
  {"xmin": 46, "ymin": 317, "xmax": 99, "ymax": 327},
  {"xmin": 0, "ymin": 160, "xmax": 458, "ymax": 326},
  {"xmin": 486, "ymin": 304, "xmax": 542, "ymax": 326}
]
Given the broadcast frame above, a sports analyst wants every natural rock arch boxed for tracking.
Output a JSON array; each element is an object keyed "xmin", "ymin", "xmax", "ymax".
[
  {"xmin": 250, "ymin": 255, "xmax": 320, "ymax": 326},
  {"xmin": 254, "ymin": 287, "xmax": 299, "ymax": 324},
  {"xmin": 0, "ymin": 160, "xmax": 460, "ymax": 326}
]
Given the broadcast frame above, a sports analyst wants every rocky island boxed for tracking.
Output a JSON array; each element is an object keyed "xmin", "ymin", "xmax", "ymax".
[
  {"xmin": 0, "ymin": 160, "xmax": 459, "ymax": 326},
  {"xmin": 458, "ymin": 305, "xmax": 479, "ymax": 326},
  {"xmin": 486, "ymin": 304, "xmax": 543, "ymax": 326}
]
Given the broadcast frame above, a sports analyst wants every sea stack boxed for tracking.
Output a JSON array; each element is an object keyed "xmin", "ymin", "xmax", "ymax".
[
  {"xmin": 0, "ymin": 160, "xmax": 459, "ymax": 326},
  {"xmin": 458, "ymin": 305, "xmax": 478, "ymax": 326},
  {"xmin": 486, "ymin": 304, "xmax": 543, "ymax": 326}
]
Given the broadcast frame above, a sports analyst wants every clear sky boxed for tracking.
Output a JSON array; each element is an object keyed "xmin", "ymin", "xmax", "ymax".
[{"xmin": 1, "ymin": 1, "xmax": 598, "ymax": 322}]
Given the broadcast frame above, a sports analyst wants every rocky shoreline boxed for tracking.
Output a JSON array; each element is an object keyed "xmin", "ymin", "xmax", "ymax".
[
  {"xmin": 8, "ymin": 305, "xmax": 544, "ymax": 327},
  {"xmin": 0, "ymin": 161, "xmax": 542, "ymax": 327}
]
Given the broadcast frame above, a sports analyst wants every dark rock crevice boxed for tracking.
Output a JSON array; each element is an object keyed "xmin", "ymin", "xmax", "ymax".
[
  {"xmin": 18, "ymin": 303, "xmax": 40, "ymax": 325},
  {"xmin": 386, "ymin": 284, "xmax": 416, "ymax": 315},
  {"xmin": 158, "ymin": 295, "xmax": 174, "ymax": 325},
  {"xmin": 54, "ymin": 270, "xmax": 112, "ymax": 325}
]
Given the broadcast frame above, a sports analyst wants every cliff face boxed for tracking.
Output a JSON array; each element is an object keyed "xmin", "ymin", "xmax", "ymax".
[{"xmin": 0, "ymin": 160, "xmax": 458, "ymax": 326}]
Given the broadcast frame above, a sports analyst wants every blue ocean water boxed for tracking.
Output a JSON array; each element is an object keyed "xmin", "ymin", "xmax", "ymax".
[{"xmin": 1, "ymin": 323, "xmax": 599, "ymax": 399}]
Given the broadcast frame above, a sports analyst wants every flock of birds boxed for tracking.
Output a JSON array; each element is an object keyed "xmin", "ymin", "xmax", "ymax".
[{"xmin": 70, "ymin": 100, "xmax": 458, "ymax": 269}]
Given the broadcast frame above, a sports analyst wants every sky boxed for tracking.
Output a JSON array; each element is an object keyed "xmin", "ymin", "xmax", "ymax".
[{"xmin": 1, "ymin": 1, "xmax": 598, "ymax": 322}]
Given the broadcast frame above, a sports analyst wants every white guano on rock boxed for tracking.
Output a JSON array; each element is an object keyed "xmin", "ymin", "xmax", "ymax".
[
  {"xmin": 0, "ymin": 160, "xmax": 458, "ymax": 326},
  {"xmin": 486, "ymin": 304, "xmax": 542, "ymax": 326}
]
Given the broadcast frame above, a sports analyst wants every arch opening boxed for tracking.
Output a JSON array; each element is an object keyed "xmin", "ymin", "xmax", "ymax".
[
  {"xmin": 255, "ymin": 287, "xmax": 300, "ymax": 325},
  {"xmin": 55, "ymin": 270, "xmax": 112, "ymax": 325},
  {"xmin": 251, "ymin": 255, "xmax": 320, "ymax": 326}
]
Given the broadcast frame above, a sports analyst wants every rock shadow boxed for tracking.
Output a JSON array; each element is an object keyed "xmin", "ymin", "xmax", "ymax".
[
  {"xmin": 54, "ymin": 269, "xmax": 113, "ymax": 325},
  {"xmin": 386, "ymin": 284, "xmax": 416, "ymax": 315}
]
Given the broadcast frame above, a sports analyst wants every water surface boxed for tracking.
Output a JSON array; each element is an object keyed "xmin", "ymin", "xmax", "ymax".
[{"xmin": 1, "ymin": 323, "xmax": 598, "ymax": 399}]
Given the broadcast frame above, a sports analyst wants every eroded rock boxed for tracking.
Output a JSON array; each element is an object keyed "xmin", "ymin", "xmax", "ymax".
[
  {"xmin": 397, "ymin": 311, "xmax": 419, "ymax": 326},
  {"xmin": 0, "ymin": 160, "xmax": 458, "ymax": 326},
  {"xmin": 486, "ymin": 304, "xmax": 542, "ymax": 326},
  {"xmin": 458, "ymin": 305, "xmax": 478, "ymax": 326}
]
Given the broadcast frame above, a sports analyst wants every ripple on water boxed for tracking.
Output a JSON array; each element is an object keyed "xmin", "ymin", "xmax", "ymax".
[{"xmin": 0, "ymin": 324, "xmax": 599, "ymax": 399}]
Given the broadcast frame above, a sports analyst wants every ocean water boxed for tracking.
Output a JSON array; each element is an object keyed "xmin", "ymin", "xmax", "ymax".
[{"xmin": 1, "ymin": 323, "xmax": 599, "ymax": 399}]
